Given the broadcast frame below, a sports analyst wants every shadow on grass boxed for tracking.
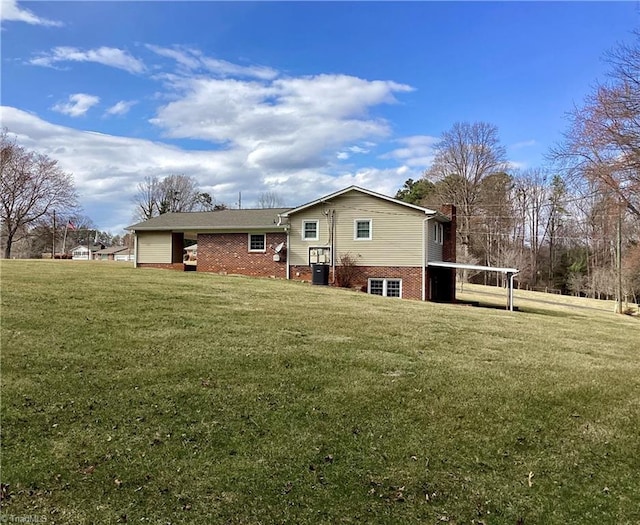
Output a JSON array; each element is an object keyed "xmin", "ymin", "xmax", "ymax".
[{"xmin": 455, "ymin": 299, "xmax": 581, "ymax": 319}]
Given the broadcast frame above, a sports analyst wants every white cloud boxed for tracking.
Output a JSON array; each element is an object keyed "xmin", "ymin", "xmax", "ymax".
[
  {"xmin": 150, "ymin": 73, "xmax": 413, "ymax": 171},
  {"xmin": 105, "ymin": 100, "xmax": 137, "ymax": 116},
  {"xmin": 52, "ymin": 94, "xmax": 100, "ymax": 117},
  {"xmin": 0, "ymin": 0, "xmax": 63, "ymax": 27},
  {"xmin": 145, "ymin": 44, "xmax": 278, "ymax": 80},
  {"xmin": 507, "ymin": 160, "xmax": 527, "ymax": 170},
  {"xmin": 200, "ymin": 56, "xmax": 278, "ymax": 80},
  {"xmin": 145, "ymin": 44, "xmax": 202, "ymax": 70},
  {"xmin": 2, "ymin": 47, "xmax": 419, "ymax": 229},
  {"xmin": 383, "ymin": 135, "xmax": 438, "ymax": 168},
  {"xmin": 510, "ymin": 139, "xmax": 537, "ymax": 150},
  {"xmin": 1, "ymin": 106, "xmax": 423, "ymax": 231},
  {"xmin": 336, "ymin": 144, "xmax": 371, "ymax": 161},
  {"xmin": 30, "ymin": 46, "xmax": 145, "ymax": 74}
]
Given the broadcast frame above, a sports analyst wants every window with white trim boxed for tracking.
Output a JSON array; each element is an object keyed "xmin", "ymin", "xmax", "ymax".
[
  {"xmin": 248, "ymin": 233, "xmax": 266, "ymax": 252},
  {"xmin": 434, "ymin": 222, "xmax": 444, "ymax": 245},
  {"xmin": 355, "ymin": 219, "xmax": 372, "ymax": 240},
  {"xmin": 302, "ymin": 220, "xmax": 319, "ymax": 241},
  {"xmin": 368, "ymin": 278, "xmax": 402, "ymax": 298}
]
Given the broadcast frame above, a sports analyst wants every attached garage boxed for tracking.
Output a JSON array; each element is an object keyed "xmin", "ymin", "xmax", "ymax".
[{"xmin": 135, "ymin": 231, "xmax": 185, "ymax": 267}]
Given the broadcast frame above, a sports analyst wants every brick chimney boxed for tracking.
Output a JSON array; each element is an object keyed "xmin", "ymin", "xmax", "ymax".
[{"xmin": 439, "ymin": 204, "xmax": 456, "ymax": 263}]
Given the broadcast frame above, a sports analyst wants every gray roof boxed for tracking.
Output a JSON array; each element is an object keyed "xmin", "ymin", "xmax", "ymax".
[
  {"xmin": 282, "ymin": 185, "xmax": 440, "ymax": 217},
  {"xmin": 126, "ymin": 208, "xmax": 291, "ymax": 232},
  {"xmin": 94, "ymin": 246, "xmax": 131, "ymax": 255}
]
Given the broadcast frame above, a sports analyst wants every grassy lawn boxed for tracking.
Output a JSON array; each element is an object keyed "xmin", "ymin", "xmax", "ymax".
[
  {"xmin": 1, "ymin": 261, "xmax": 639, "ymax": 524},
  {"xmin": 457, "ymin": 282, "xmax": 636, "ymax": 315}
]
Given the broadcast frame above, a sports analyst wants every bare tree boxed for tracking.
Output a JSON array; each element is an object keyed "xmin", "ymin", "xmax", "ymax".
[
  {"xmin": 1, "ymin": 130, "xmax": 78, "ymax": 258},
  {"xmin": 133, "ymin": 174, "xmax": 220, "ymax": 220},
  {"xmin": 552, "ymin": 30, "xmax": 640, "ymax": 218},
  {"xmin": 134, "ymin": 175, "xmax": 161, "ymax": 220},
  {"xmin": 157, "ymin": 174, "xmax": 201, "ymax": 214},
  {"xmin": 426, "ymin": 122, "xmax": 507, "ymax": 278},
  {"xmin": 256, "ymin": 191, "xmax": 285, "ymax": 209},
  {"xmin": 474, "ymin": 172, "xmax": 514, "ymax": 284}
]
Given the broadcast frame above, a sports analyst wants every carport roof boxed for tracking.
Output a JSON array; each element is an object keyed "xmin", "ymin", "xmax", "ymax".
[
  {"xmin": 126, "ymin": 208, "xmax": 291, "ymax": 232},
  {"xmin": 427, "ymin": 261, "xmax": 519, "ymax": 274}
]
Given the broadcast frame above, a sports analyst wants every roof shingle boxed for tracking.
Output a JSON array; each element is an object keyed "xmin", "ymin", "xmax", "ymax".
[{"xmin": 126, "ymin": 208, "xmax": 291, "ymax": 231}]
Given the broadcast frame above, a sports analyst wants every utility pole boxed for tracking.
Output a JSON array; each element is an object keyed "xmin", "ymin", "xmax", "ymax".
[
  {"xmin": 616, "ymin": 204, "xmax": 623, "ymax": 314},
  {"xmin": 52, "ymin": 209, "xmax": 56, "ymax": 259}
]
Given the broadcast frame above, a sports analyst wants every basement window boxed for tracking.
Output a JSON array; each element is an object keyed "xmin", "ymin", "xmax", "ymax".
[
  {"xmin": 368, "ymin": 278, "xmax": 402, "ymax": 298},
  {"xmin": 248, "ymin": 233, "xmax": 266, "ymax": 252}
]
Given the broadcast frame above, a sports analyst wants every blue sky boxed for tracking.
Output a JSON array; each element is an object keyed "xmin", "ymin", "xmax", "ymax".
[{"xmin": 1, "ymin": 1, "xmax": 638, "ymax": 232}]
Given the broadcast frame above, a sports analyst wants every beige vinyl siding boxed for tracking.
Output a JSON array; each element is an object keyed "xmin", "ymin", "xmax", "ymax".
[
  {"xmin": 288, "ymin": 192, "xmax": 429, "ymax": 267},
  {"xmin": 137, "ymin": 231, "xmax": 172, "ymax": 263}
]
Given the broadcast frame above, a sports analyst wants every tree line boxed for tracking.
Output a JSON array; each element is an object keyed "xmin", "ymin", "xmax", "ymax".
[{"xmin": 395, "ymin": 32, "xmax": 640, "ymax": 307}]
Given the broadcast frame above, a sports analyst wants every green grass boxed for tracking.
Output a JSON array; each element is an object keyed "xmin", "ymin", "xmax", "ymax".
[{"xmin": 1, "ymin": 260, "xmax": 639, "ymax": 524}]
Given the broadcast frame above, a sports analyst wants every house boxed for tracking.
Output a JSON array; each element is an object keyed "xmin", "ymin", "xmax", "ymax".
[
  {"xmin": 184, "ymin": 244, "xmax": 197, "ymax": 261},
  {"xmin": 92, "ymin": 245, "xmax": 134, "ymax": 261},
  {"xmin": 71, "ymin": 243, "xmax": 106, "ymax": 260},
  {"xmin": 114, "ymin": 248, "xmax": 135, "ymax": 262},
  {"xmin": 126, "ymin": 186, "xmax": 457, "ymax": 302}
]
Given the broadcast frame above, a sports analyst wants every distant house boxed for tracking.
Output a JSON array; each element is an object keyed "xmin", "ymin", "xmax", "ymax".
[
  {"xmin": 93, "ymin": 246, "xmax": 134, "ymax": 261},
  {"xmin": 71, "ymin": 244, "xmax": 105, "ymax": 260},
  {"xmin": 126, "ymin": 186, "xmax": 457, "ymax": 302},
  {"xmin": 113, "ymin": 248, "xmax": 135, "ymax": 262},
  {"xmin": 184, "ymin": 244, "xmax": 197, "ymax": 260}
]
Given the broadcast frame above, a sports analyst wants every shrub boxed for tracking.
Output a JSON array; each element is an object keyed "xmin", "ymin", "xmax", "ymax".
[{"xmin": 335, "ymin": 252, "xmax": 359, "ymax": 288}]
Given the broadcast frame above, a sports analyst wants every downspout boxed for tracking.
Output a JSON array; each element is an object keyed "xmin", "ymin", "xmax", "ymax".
[
  {"xmin": 278, "ymin": 214, "xmax": 291, "ymax": 280},
  {"xmin": 422, "ymin": 216, "xmax": 432, "ymax": 301},
  {"xmin": 286, "ymin": 226, "xmax": 290, "ymax": 280},
  {"xmin": 330, "ymin": 209, "xmax": 335, "ymax": 284},
  {"xmin": 133, "ymin": 232, "xmax": 138, "ymax": 268}
]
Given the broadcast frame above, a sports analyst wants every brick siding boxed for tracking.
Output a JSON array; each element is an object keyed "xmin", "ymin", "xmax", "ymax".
[
  {"xmin": 290, "ymin": 264, "xmax": 424, "ymax": 300},
  {"xmin": 197, "ymin": 232, "xmax": 287, "ymax": 278},
  {"xmin": 439, "ymin": 204, "xmax": 457, "ymax": 262},
  {"xmin": 137, "ymin": 262, "xmax": 185, "ymax": 271}
]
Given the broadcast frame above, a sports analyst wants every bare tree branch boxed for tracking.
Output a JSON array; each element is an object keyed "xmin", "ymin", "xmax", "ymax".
[{"xmin": 1, "ymin": 129, "xmax": 79, "ymax": 258}]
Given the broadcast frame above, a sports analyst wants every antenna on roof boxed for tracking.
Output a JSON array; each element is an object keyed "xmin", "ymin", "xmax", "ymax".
[{"xmin": 238, "ymin": 191, "xmax": 242, "ymax": 210}]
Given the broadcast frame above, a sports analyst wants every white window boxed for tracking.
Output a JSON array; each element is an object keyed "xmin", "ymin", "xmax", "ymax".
[
  {"xmin": 368, "ymin": 278, "xmax": 402, "ymax": 298},
  {"xmin": 434, "ymin": 223, "xmax": 444, "ymax": 245},
  {"xmin": 302, "ymin": 220, "xmax": 319, "ymax": 241},
  {"xmin": 354, "ymin": 219, "xmax": 372, "ymax": 240},
  {"xmin": 248, "ymin": 233, "xmax": 266, "ymax": 252}
]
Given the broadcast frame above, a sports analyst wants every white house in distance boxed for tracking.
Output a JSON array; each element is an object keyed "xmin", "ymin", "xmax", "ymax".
[
  {"xmin": 71, "ymin": 244, "xmax": 104, "ymax": 260},
  {"xmin": 71, "ymin": 245, "xmax": 90, "ymax": 260}
]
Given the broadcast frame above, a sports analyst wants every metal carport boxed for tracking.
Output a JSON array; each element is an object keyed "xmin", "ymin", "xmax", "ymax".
[{"xmin": 427, "ymin": 261, "xmax": 520, "ymax": 311}]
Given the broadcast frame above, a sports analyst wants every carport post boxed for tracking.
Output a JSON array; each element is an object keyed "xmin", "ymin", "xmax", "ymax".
[{"xmin": 507, "ymin": 272, "xmax": 515, "ymax": 311}]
